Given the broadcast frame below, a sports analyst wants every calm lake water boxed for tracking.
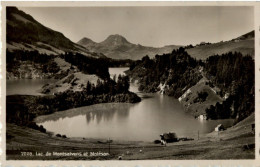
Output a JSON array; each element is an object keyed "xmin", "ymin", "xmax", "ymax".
[
  {"xmin": 36, "ymin": 67, "xmax": 234, "ymax": 141},
  {"xmin": 7, "ymin": 79, "xmax": 56, "ymax": 95}
]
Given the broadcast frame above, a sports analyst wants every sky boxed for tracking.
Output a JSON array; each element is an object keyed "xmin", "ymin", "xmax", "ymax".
[{"xmin": 19, "ymin": 6, "xmax": 254, "ymax": 47}]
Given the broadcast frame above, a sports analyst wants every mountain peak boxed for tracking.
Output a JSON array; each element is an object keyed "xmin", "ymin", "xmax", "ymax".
[
  {"xmin": 108, "ymin": 34, "xmax": 126, "ymax": 38},
  {"xmin": 101, "ymin": 34, "xmax": 130, "ymax": 46},
  {"xmin": 77, "ymin": 37, "xmax": 96, "ymax": 46}
]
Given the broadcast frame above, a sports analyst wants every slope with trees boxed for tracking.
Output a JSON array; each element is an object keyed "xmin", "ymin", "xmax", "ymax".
[
  {"xmin": 128, "ymin": 48, "xmax": 254, "ymax": 123},
  {"xmin": 204, "ymin": 52, "xmax": 254, "ymax": 122}
]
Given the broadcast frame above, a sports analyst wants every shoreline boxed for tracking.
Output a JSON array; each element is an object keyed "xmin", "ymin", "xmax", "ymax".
[
  {"xmin": 7, "ymin": 80, "xmax": 235, "ymax": 143},
  {"xmin": 6, "ymin": 78, "xmax": 255, "ymax": 160},
  {"xmin": 34, "ymin": 99, "xmax": 235, "ymax": 142},
  {"xmin": 6, "ymin": 113, "xmax": 254, "ymax": 160}
]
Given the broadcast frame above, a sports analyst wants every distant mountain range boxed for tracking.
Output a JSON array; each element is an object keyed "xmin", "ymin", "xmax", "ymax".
[
  {"xmin": 6, "ymin": 7, "xmax": 104, "ymax": 58},
  {"xmin": 77, "ymin": 35, "xmax": 181, "ymax": 60},
  {"xmin": 6, "ymin": 7, "xmax": 254, "ymax": 60},
  {"xmin": 78, "ymin": 30, "xmax": 254, "ymax": 60}
]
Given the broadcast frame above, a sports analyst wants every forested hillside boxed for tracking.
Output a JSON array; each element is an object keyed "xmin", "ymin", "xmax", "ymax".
[
  {"xmin": 127, "ymin": 48, "xmax": 254, "ymax": 123},
  {"xmin": 6, "ymin": 50, "xmax": 60, "ymax": 79},
  {"xmin": 6, "ymin": 50, "xmax": 141, "ymax": 128},
  {"xmin": 128, "ymin": 48, "xmax": 202, "ymax": 97},
  {"xmin": 204, "ymin": 52, "xmax": 254, "ymax": 122}
]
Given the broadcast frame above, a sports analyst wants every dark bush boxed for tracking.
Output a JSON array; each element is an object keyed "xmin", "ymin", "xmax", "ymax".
[
  {"xmin": 154, "ymin": 140, "xmax": 161, "ymax": 144},
  {"xmin": 56, "ymin": 134, "xmax": 61, "ymax": 137},
  {"xmin": 39, "ymin": 125, "xmax": 47, "ymax": 133}
]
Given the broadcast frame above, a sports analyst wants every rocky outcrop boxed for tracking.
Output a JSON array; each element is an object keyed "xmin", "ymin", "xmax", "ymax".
[
  {"xmin": 158, "ymin": 83, "xmax": 169, "ymax": 94},
  {"xmin": 178, "ymin": 88, "xmax": 191, "ymax": 102}
]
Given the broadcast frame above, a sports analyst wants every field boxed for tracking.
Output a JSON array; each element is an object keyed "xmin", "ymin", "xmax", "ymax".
[{"xmin": 187, "ymin": 39, "xmax": 254, "ymax": 60}]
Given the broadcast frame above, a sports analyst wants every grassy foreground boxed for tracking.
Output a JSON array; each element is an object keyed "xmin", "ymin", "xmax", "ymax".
[{"xmin": 6, "ymin": 114, "xmax": 254, "ymax": 160}]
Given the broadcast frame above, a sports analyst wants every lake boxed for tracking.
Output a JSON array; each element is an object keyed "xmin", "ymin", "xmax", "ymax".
[
  {"xmin": 36, "ymin": 67, "xmax": 234, "ymax": 141},
  {"xmin": 7, "ymin": 79, "xmax": 56, "ymax": 95}
]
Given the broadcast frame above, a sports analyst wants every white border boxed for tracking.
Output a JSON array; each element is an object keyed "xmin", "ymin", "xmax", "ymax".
[{"xmin": 1, "ymin": 1, "xmax": 259, "ymax": 167}]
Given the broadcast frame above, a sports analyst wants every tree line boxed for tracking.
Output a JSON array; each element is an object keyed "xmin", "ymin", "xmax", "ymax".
[
  {"xmin": 6, "ymin": 50, "xmax": 60, "ymax": 74},
  {"xmin": 128, "ymin": 48, "xmax": 254, "ymax": 122},
  {"xmin": 63, "ymin": 52, "xmax": 110, "ymax": 79},
  {"xmin": 128, "ymin": 47, "xmax": 202, "ymax": 97},
  {"xmin": 204, "ymin": 52, "xmax": 254, "ymax": 122}
]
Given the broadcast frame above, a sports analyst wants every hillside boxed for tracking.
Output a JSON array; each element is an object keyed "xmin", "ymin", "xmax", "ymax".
[
  {"xmin": 127, "ymin": 48, "xmax": 254, "ymax": 123},
  {"xmin": 77, "ymin": 30, "xmax": 254, "ymax": 60},
  {"xmin": 186, "ymin": 31, "xmax": 254, "ymax": 60},
  {"xmin": 178, "ymin": 67, "xmax": 223, "ymax": 117},
  {"xmin": 233, "ymin": 31, "xmax": 254, "ymax": 41},
  {"xmin": 6, "ymin": 7, "xmax": 103, "ymax": 57},
  {"xmin": 77, "ymin": 34, "xmax": 180, "ymax": 60}
]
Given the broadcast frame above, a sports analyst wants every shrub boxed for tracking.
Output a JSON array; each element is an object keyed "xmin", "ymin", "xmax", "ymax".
[
  {"xmin": 154, "ymin": 140, "xmax": 161, "ymax": 144},
  {"xmin": 56, "ymin": 134, "xmax": 61, "ymax": 137}
]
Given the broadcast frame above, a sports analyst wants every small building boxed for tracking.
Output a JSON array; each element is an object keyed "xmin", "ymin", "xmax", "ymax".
[
  {"xmin": 215, "ymin": 124, "xmax": 225, "ymax": 131},
  {"xmin": 160, "ymin": 132, "xmax": 178, "ymax": 143},
  {"xmin": 200, "ymin": 42, "xmax": 206, "ymax": 45},
  {"xmin": 198, "ymin": 114, "xmax": 207, "ymax": 120}
]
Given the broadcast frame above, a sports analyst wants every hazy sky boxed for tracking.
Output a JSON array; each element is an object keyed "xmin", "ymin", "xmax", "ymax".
[{"xmin": 19, "ymin": 6, "xmax": 254, "ymax": 47}]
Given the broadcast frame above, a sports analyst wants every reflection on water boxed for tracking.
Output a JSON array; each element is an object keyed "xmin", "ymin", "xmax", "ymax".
[
  {"xmin": 36, "ymin": 103, "xmax": 133, "ymax": 123},
  {"xmin": 84, "ymin": 104, "xmax": 131, "ymax": 124},
  {"xmin": 35, "ymin": 68, "xmax": 234, "ymax": 141},
  {"xmin": 37, "ymin": 92, "xmax": 234, "ymax": 141}
]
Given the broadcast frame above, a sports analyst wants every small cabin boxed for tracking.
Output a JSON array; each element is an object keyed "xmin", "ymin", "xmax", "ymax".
[
  {"xmin": 198, "ymin": 114, "xmax": 207, "ymax": 120},
  {"xmin": 215, "ymin": 124, "xmax": 225, "ymax": 131},
  {"xmin": 160, "ymin": 132, "xmax": 178, "ymax": 143}
]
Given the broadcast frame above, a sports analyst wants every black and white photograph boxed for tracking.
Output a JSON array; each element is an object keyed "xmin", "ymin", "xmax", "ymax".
[{"xmin": 2, "ymin": 3, "xmax": 257, "ymax": 162}]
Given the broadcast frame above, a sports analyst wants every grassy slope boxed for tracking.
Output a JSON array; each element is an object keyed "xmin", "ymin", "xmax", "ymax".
[
  {"xmin": 6, "ymin": 113, "xmax": 254, "ymax": 160},
  {"xmin": 187, "ymin": 39, "xmax": 254, "ymax": 60},
  {"xmin": 7, "ymin": 7, "xmax": 102, "ymax": 57},
  {"xmin": 42, "ymin": 57, "xmax": 101, "ymax": 94},
  {"xmin": 178, "ymin": 68, "xmax": 222, "ymax": 117},
  {"xmin": 180, "ymin": 81, "xmax": 222, "ymax": 117}
]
